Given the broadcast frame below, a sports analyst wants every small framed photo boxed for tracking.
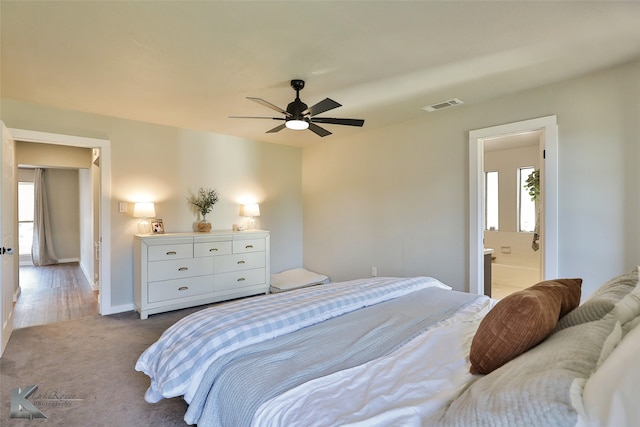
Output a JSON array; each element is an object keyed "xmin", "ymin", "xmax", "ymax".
[{"xmin": 151, "ymin": 219, "xmax": 164, "ymax": 234}]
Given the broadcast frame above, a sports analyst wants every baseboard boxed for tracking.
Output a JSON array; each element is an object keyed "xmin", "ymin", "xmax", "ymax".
[
  {"xmin": 58, "ymin": 258, "xmax": 80, "ymax": 264},
  {"xmin": 13, "ymin": 286, "xmax": 21, "ymax": 302},
  {"xmin": 78, "ymin": 262, "xmax": 100, "ymax": 291}
]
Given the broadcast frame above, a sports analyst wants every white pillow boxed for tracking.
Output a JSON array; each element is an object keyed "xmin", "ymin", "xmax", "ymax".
[{"xmin": 581, "ymin": 320, "xmax": 640, "ymax": 427}]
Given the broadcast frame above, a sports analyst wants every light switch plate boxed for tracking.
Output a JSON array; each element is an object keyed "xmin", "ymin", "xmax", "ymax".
[{"xmin": 119, "ymin": 202, "xmax": 127, "ymax": 213}]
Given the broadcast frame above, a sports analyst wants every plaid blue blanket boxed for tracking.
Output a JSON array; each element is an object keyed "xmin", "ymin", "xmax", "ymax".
[{"xmin": 135, "ymin": 276, "xmax": 447, "ymax": 403}]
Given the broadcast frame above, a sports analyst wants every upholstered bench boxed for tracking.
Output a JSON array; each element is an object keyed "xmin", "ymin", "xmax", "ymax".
[{"xmin": 269, "ymin": 268, "xmax": 330, "ymax": 293}]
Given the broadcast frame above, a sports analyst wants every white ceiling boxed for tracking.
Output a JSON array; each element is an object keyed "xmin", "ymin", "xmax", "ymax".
[{"xmin": 2, "ymin": 1, "xmax": 639, "ymax": 147}]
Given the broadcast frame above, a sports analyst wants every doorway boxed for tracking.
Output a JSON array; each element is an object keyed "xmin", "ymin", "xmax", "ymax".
[
  {"xmin": 15, "ymin": 164, "xmax": 98, "ymax": 328},
  {"xmin": 7, "ymin": 128, "xmax": 113, "ymax": 316},
  {"xmin": 469, "ymin": 116, "xmax": 558, "ymax": 296},
  {"xmin": 484, "ymin": 132, "xmax": 542, "ymax": 299}
]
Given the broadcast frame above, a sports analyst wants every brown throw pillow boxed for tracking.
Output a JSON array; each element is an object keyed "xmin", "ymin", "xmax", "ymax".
[{"xmin": 469, "ymin": 278, "xmax": 582, "ymax": 375}]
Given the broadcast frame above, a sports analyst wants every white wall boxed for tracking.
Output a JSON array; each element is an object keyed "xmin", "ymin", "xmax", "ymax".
[
  {"xmin": 304, "ymin": 114, "xmax": 468, "ymax": 287},
  {"xmin": 46, "ymin": 168, "xmax": 80, "ymax": 261},
  {"xmin": 1, "ymin": 101, "xmax": 304, "ymax": 307},
  {"xmin": 303, "ymin": 59, "xmax": 640, "ymax": 299}
]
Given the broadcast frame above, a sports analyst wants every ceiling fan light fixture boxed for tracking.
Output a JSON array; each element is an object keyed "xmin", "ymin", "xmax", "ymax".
[
  {"xmin": 231, "ymin": 79, "xmax": 364, "ymax": 137},
  {"xmin": 285, "ymin": 119, "xmax": 309, "ymax": 130}
]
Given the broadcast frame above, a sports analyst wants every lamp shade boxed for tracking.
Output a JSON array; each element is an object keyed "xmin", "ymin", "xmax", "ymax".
[
  {"xmin": 133, "ymin": 202, "xmax": 156, "ymax": 218},
  {"xmin": 240, "ymin": 203, "xmax": 260, "ymax": 217}
]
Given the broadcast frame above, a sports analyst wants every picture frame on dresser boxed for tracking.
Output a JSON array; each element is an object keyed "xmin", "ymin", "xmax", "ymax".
[{"xmin": 151, "ymin": 219, "xmax": 164, "ymax": 234}]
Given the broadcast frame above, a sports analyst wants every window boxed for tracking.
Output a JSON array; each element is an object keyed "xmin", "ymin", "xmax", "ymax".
[
  {"xmin": 518, "ymin": 167, "xmax": 536, "ymax": 232},
  {"xmin": 485, "ymin": 171, "xmax": 498, "ymax": 230},
  {"xmin": 18, "ymin": 181, "xmax": 35, "ymax": 256}
]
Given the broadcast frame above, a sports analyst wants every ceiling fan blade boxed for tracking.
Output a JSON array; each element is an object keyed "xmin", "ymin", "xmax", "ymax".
[
  {"xmin": 266, "ymin": 123, "xmax": 287, "ymax": 134},
  {"xmin": 308, "ymin": 122, "xmax": 332, "ymax": 137},
  {"xmin": 310, "ymin": 117, "xmax": 365, "ymax": 127},
  {"xmin": 247, "ymin": 97, "xmax": 291, "ymax": 117},
  {"xmin": 304, "ymin": 98, "xmax": 341, "ymax": 116},
  {"xmin": 229, "ymin": 116, "xmax": 285, "ymax": 120}
]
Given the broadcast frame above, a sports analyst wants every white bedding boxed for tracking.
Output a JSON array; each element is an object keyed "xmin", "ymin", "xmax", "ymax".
[
  {"xmin": 252, "ymin": 296, "xmax": 495, "ymax": 427},
  {"xmin": 137, "ymin": 268, "xmax": 640, "ymax": 427},
  {"xmin": 578, "ymin": 318, "xmax": 640, "ymax": 427}
]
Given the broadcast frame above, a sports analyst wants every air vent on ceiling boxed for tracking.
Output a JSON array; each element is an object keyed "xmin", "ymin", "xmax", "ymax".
[{"xmin": 421, "ymin": 98, "xmax": 464, "ymax": 112}]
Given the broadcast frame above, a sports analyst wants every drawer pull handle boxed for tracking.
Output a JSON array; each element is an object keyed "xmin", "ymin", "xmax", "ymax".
[
  {"xmin": 245, "ymin": 245, "xmax": 254, "ymax": 249},
  {"xmin": 237, "ymin": 277, "xmax": 245, "ymax": 282},
  {"xmin": 178, "ymin": 286, "xmax": 189, "ymax": 291},
  {"xmin": 178, "ymin": 267, "xmax": 189, "ymax": 271},
  {"xmin": 237, "ymin": 260, "xmax": 246, "ymax": 264},
  {"xmin": 166, "ymin": 251, "xmax": 177, "ymax": 255},
  {"xmin": 209, "ymin": 248, "xmax": 218, "ymax": 252}
]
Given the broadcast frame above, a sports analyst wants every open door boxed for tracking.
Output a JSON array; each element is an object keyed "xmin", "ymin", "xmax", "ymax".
[{"xmin": 1, "ymin": 121, "xmax": 16, "ymax": 356}]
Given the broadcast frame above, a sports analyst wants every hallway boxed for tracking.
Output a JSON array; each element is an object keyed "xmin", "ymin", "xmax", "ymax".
[{"xmin": 13, "ymin": 263, "xmax": 98, "ymax": 329}]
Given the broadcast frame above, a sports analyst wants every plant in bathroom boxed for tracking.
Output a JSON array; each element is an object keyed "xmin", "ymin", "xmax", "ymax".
[
  {"xmin": 188, "ymin": 188, "xmax": 219, "ymax": 231},
  {"xmin": 524, "ymin": 169, "xmax": 540, "ymax": 202}
]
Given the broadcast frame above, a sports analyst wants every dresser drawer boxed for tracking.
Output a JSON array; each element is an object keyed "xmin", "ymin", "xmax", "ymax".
[
  {"xmin": 148, "ymin": 243, "xmax": 193, "ymax": 261},
  {"xmin": 148, "ymin": 257, "xmax": 213, "ymax": 282},
  {"xmin": 214, "ymin": 252, "xmax": 265, "ymax": 273},
  {"xmin": 233, "ymin": 238, "xmax": 266, "ymax": 253},
  {"xmin": 215, "ymin": 268, "xmax": 266, "ymax": 292},
  {"xmin": 148, "ymin": 275, "xmax": 213, "ymax": 303},
  {"xmin": 194, "ymin": 240, "xmax": 232, "ymax": 257}
]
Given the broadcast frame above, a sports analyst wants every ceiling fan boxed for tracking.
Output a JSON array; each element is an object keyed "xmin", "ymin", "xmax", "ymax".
[{"xmin": 230, "ymin": 79, "xmax": 364, "ymax": 137}]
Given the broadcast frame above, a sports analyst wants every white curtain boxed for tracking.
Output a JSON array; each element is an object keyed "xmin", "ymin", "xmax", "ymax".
[{"xmin": 32, "ymin": 168, "xmax": 58, "ymax": 266}]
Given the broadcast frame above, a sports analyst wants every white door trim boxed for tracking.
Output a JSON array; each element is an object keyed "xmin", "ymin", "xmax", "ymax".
[
  {"xmin": 469, "ymin": 116, "xmax": 558, "ymax": 295},
  {"xmin": 1, "ymin": 122, "xmax": 16, "ymax": 356},
  {"xmin": 9, "ymin": 128, "xmax": 114, "ymax": 315}
]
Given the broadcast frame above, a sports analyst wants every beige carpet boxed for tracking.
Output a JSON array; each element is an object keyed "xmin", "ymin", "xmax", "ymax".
[{"xmin": 0, "ymin": 306, "xmax": 214, "ymax": 426}]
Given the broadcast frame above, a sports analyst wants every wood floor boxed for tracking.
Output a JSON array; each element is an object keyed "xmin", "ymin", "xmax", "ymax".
[{"xmin": 13, "ymin": 262, "xmax": 99, "ymax": 329}]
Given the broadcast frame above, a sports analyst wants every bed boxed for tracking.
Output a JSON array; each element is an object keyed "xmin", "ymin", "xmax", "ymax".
[{"xmin": 135, "ymin": 268, "xmax": 640, "ymax": 426}]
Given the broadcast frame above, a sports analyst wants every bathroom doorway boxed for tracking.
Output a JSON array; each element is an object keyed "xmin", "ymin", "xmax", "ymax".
[
  {"xmin": 468, "ymin": 116, "xmax": 558, "ymax": 297},
  {"xmin": 484, "ymin": 132, "xmax": 542, "ymax": 299}
]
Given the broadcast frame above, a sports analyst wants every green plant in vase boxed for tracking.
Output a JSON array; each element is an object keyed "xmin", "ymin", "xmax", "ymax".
[{"xmin": 188, "ymin": 187, "xmax": 219, "ymax": 232}]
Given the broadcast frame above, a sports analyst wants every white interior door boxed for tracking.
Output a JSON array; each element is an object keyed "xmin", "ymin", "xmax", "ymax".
[{"xmin": 0, "ymin": 121, "xmax": 16, "ymax": 357}]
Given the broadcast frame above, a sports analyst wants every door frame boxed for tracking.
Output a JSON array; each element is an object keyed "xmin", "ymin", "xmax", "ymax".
[
  {"xmin": 8, "ymin": 128, "xmax": 114, "ymax": 314},
  {"xmin": 1, "ymin": 122, "xmax": 16, "ymax": 356},
  {"xmin": 469, "ymin": 115, "xmax": 558, "ymax": 295}
]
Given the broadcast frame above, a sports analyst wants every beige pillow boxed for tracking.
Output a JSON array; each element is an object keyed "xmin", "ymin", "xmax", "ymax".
[
  {"xmin": 556, "ymin": 266, "xmax": 639, "ymax": 330},
  {"xmin": 469, "ymin": 278, "xmax": 582, "ymax": 375}
]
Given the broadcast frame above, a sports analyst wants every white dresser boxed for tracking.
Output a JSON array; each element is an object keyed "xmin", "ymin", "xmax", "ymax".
[{"xmin": 133, "ymin": 230, "xmax": 270, "ymax": 319}]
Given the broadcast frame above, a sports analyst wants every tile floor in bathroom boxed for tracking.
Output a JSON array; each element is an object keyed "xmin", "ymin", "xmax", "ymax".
[{"xmin": 491, "ymin": 282, "xmax": 531, "ymax": 300}]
